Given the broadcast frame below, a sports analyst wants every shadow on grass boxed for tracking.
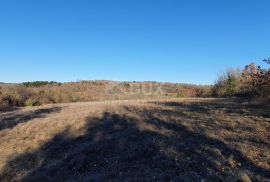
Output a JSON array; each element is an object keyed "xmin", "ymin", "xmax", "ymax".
[
  {"xmin": 0, "ymin": 107, "xmax": 62, "ymax": 131},
  {"xmin": 0, "ymin": 107, "xmax": 21, "ymax": 113},
  {"xmin": 154, "ymin": 99, "xmax": 270, "ymax": 118},
  {"xmin": 0, "ymin": 102, "xmax": 269, "ymax": 181}
]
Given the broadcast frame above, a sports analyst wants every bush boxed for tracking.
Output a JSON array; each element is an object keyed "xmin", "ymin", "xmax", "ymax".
[
  {"xmin": 0, "ymin": 81, "xmax": 212, "ymax": 107},
  {"xmin": 24, "ymin": 99, "xmax": 40, "ymax": 107},
  {"xmin": 1, "ymin": 95, "xmax": 18, "ymax": 107},
  {"xmin": 176, "ymin": 92, "xmax": 185, "ymax": 98},
  {"xmin": 240, "ymin": 63, "xmax": 270, "ymax": 100},
  {"xmin": 22, "ymin": 81, "xmax": 61, "ymax": 87},
  {"xmin": 0, "ymin": 94, "xmax": 18, "ymax": 111},
  {"xmin": 213, "ymin": 61, "xmax": 270, "ymax": 102},
  {"xmin": 226, "ymin": 73, "xmax": 238, "ymax": 97},
  {"xmin": 213, "ymin": 69, "xmax": 241, "ymax": 97}
]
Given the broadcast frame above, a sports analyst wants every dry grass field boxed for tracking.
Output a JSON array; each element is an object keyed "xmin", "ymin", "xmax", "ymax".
[{"xmin": 0, "ymin": 98, "xmax": 269, "ymax": 181}]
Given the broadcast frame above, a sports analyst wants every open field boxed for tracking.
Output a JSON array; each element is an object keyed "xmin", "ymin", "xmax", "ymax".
[{"xmin": 0, "ymin": 98, "xmax": 269, "ymax": 181}]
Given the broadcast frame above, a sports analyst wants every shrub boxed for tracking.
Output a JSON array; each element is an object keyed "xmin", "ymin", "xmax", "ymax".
[
  {"xmin": 0, "ymin": 94, "xmax": 18, "ymax": 111},
  {"xmin": 0, "ymin": 80, "xmax": 213, "ymax": 107},
  {"xmin": 22, "ymin": 81, "xmax": 61, "ymax": 87},
  {"xmin": 0, "ymin": 101, "xmax": 8, "ymax": 111},
  {"xmin": 213, "ymin": 69, "xmax": 241, "ymax": 97},
  {"xmin": 240, "ymin": 63, "xmax": 270, "ymax": 100},
  {"xmin": 176, "ymin": 92, "xmax": 185, "ymax": 98},
  {"xmin": 213, "ymin": 61, "xmax": 270, "ymax": 102},
  {"xmin": 1, "ymin": 95, "xmax": 18, "ymax": 107},
  {"xmin": 24, "ymin": 99, "xmax": 40, "ymax": 107},
  {"xmin": 225, "ymin": 73, "xmax": 238, "ymax": 97}
]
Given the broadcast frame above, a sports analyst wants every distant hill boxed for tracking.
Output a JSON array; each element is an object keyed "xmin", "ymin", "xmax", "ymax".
[
  {"xmin": 0, "ymin": 82, "xmax": 15, "ymax": 86},
  {"xmin": 0, "ymin": 80, "xmax": 212, "ymax": 107},
  {"xmin": 0, "ymin": 82, "xmax": 8, "ymax": 86}
]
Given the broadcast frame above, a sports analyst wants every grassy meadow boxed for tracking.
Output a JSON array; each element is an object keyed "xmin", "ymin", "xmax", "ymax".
[{"xmin": 0, "ymin": 98, "xmax": 269, "ymax": 181}]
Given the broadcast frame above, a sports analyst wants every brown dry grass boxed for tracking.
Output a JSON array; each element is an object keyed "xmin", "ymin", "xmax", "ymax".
[
  {"xmin": 0, "ymin": 81, "xmax": 211, "ymax": 108},
  {"xmin": 0, "ymin": 98, "xmax": 269, "ymax": 181}
]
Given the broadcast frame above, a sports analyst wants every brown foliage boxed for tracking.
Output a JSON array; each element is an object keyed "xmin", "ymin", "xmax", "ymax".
[
  {"xmin": 0, "ymin": 81, "xmax": 211, "ymax": 108},
  {"xmin": 241, "ymin": 63, "xmax": 270, "ymax": 100},
  {"xmin": 213, "ymin": 62, "xmax": 270, "ymax": 103}
]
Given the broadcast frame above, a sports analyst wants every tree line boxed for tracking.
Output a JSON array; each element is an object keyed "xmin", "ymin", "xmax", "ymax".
[
  {"xmin": 1, "ymin": 59, "xmax": 269, "ymax": 111},
  {"xmin": 213, "ymin": 59, "xmax": 270, "ymax": 102}
]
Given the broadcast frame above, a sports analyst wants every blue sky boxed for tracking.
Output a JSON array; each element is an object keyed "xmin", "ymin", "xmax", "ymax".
[{"xmin": 0, "ymin": 0, "xmax": 269, "ymax": 84}]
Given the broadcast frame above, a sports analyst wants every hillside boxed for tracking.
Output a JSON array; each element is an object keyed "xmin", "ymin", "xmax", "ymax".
[
  {"xmin": 0, "ymin": 98, "xmax": 269, "ymax": 181},
  {"xmin": 0, "ymin": 83, "xmax": 13, "ymax": 86},
  {"xmin": 0, "ymin": 81, "xmax": 211, "ymax": 110}
]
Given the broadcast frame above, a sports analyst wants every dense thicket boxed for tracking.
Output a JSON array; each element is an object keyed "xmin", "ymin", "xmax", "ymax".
[
  {"xmin": 213, "ymin": 60, "xmax": 270, "ymax": 102},
  {"xmin": 0, "ymin": 81, "xmax": 211, "ymax": 110},
  {"xmin": 22, "ymin": 81, "xmax": 61, "ymax": 87}
]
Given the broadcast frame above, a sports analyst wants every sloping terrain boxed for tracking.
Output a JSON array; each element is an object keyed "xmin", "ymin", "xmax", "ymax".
[
  {"xmin": 0, "ymin": 98, "xmax": 269, "ymax": 181},
  {"xmin": 0, "ymin": 81, "xmax": 211, "ymax": 108}
]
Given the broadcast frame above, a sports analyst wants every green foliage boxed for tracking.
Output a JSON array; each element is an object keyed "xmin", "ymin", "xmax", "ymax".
[
  {"xmin": 176, "ymin": 92, "xmax": 185, "ymax": 98},
  {"xmin": 213, "ymin": 60, "xmax": 270, "ymax": 102},
  {"xmin": 225, "ymin": 73, "xmax": 238, "ymax": 97},
  {"xmin": 24, "ymin": 99, "xmax": 40, "ymax": 107},
  {"xmin": 22, "ymin": 81, "xmax": 61, "ymax": 87},
  {"xmin": 122, "ymin": 82, "xmax": 130, "ymax": 88},
  {"xmin": 114, "ymin": 95, "xmax": 120, "ymax": 100},
  {"xmin": 213, "ymin": 71, "xmax": 239, "ymax": 97}
]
